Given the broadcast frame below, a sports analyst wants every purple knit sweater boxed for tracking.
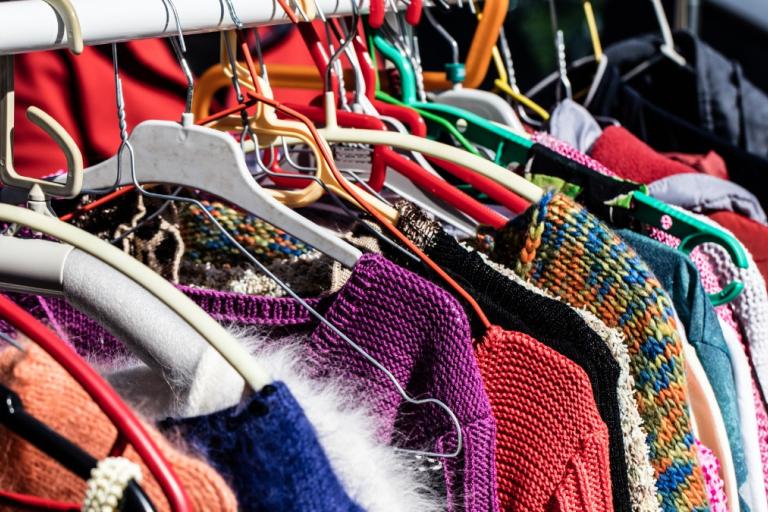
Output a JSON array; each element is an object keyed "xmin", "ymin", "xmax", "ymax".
[{"xmin": 5, "ymin": 254, "xmax": 498, "ymax": 512}]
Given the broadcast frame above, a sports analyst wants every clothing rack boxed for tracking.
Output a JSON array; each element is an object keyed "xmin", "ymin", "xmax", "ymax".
[{"xmin": 0, "ymin": 0, "xmax": 404, "ymax": 56}]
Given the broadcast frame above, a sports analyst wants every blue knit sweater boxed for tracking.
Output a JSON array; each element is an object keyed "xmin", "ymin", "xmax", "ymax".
[{"xmin": 160, "ymin": 381, "xmax": 364, "ymax": 511}]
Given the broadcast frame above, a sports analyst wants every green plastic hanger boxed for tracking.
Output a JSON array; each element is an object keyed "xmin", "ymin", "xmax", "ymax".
[
  {"xmin": 367, "ymin": 34, "xmax": 481, "ymax": 156},
  {"xmin": 631, "ymin": 192, "xmax": 747, "ymax": 306},
  {"xmin": 370, "ymin": 31, "xmax": 533, "ymax": 167}
]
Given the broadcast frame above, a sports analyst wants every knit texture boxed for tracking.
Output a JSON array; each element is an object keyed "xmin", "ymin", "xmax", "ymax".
[
  {"xmin": 488, "ymin": 192, "xmax": 709, "ymax": 511},
  {"xmin": 180, "ymin": 200, "xmax": 314, "ymax": 266},
  {"xmin": 709, "ymin": 211, "xmax": 768, "ymax": 289},
  {"xmin": 161, "ymin": 381, "xmax": 364, "ymax": 511},
  {"xmin": 477, "ymin": 326, "xmax": 614, "ymax": 511},
  {"xmin": 393, "ymin": 201, "xmax": 631, "ymax": 511},
  {"xmin": 8, "ymin": 255, "xmax": 499, "ymax": 512},
  {"xmin": 0, "ymin": 343, "xmax": 238, "ymax": 511},
  {"xmin": 696, "ymin": 440, "xmax": 728, "ymax": 512},
  {"xmin": 481, "ymin": 251, "xmax": 660, "ymax": 512},
  {"xmin": 618, "ymin": 229, "xmax": 747, "ymax": 508},
  {"xmin": 650, "ymin": 226, "xmax": 768, "ymax": 500},
  {"xmin": 532, "ymin": 132, "xmax": 618, "ymax": 177},
  {"xmin": 679, "ymin": 215, "xmax": 768, "ymax": 412}
]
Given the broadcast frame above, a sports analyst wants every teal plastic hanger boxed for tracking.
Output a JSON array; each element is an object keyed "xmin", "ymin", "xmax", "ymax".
[
  {"xmin": 631, "ymin": 191, "xmax": 748, "ymax": 306},
  {"xmin": 371, "ymin": 32, "xmax": 533, "ymax": 167},
  {"xmin": 367, "ymin": 33, "xmax": 481, "ymax": 156}
]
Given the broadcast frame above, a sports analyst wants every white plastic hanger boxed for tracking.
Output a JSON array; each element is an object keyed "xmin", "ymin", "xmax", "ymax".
[
  {"xmin": 56, "ymin": 16, "xmax": 362, "ymax": 268},
  {"xmin": 0, "ymin": 0, "xmax": 84, "ymax": 212},
  {"xmin": 0, "ymin": 204, "xmax": 272, "ymax": 391},
  {"xmin": 64, "ymin": 119, "xmax": 362, "ymax": 268}
]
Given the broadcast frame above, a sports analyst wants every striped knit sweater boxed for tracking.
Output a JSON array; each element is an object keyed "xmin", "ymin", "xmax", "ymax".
[{"xmin": 487, "ymin": 191, "xmax": 709, "ymax": 512}]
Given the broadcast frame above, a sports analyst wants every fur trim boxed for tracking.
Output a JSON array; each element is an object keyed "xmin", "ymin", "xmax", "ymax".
[{"xmin": 106, "ymin": 330, "xmax": 445, "ymax": 512}]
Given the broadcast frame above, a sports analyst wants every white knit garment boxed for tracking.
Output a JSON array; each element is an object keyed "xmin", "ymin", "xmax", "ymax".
[{"xmin": 687, "ymin": 213, "xmax": 768, "ymax": 406}]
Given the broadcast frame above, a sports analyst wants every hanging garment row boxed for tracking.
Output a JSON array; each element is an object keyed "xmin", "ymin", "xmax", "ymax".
[{"xmin": 1, "ymin": 0, "xmax": 768, "ymax": 511}]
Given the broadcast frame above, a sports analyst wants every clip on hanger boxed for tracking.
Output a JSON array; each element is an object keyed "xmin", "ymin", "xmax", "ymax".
[
  {"xmin": 0, "ymin": 0, "xmax": 84, "ymax": 216},
  {"xmin": 0, "ymin": 294, "xmax": 190, "ymax": 511}
]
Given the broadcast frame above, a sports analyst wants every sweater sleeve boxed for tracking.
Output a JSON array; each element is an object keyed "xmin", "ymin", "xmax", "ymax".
[{"xmin": 549, "ymin": 428, "xmax": 614, "ymax": 512}]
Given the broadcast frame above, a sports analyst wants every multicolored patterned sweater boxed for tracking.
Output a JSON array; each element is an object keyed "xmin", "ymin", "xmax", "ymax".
[{"xmin": 484, "ymin": 191, "xmax": 709, "ymax": 512}]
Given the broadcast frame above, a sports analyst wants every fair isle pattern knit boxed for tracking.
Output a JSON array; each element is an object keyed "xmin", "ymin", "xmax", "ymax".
[
  {"xmin": 490, "ymin": 192, "xmax": 709, "ymax": 511},
  {"xmin": 650, "ymin": 226, "xmax": 768, "ymax": 497},
  {"xmin": 180, "ymin": 200, "xmax": 313, "ymax": 265}
]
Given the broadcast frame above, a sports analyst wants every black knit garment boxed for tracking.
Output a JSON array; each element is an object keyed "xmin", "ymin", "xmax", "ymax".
[{"xmin": 389, "ymin": 202, "xmax": 631, "ymax": 512}]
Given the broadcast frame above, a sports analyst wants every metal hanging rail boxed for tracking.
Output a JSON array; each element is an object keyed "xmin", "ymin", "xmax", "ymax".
[{"xmin": 0, "ymin": 0, "xmax": 382, "ymax": 56}]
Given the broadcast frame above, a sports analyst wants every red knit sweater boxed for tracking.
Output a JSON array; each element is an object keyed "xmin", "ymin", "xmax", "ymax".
[{"xmin": 476, "ymin": 326, "xmax": 613, "ymax": 511}]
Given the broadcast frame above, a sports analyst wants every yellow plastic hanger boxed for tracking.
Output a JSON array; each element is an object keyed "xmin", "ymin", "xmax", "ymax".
[
  {"xmin": 582, "ymin": 1, "xmax": 603, "ymax": 62},
  {"xmin": 0, "ymin": 0, "xmax": 83, "ymax": 204}
]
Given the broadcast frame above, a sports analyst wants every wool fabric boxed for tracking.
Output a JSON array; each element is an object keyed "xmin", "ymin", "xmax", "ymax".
[
  {"xmin": 650, "ymin": 226, "xmax": 768, "ymax": 500},
  {"xmin": 481, "ymin": 251, "xmax": 660, "ymax": 512},
  {"xmin": 180, "ymin": 200, "xmax": 314, "ymax": 266},
  {"xmin": 0, "ymin": 343, "xmax": 238, "ymax": 511},
  {"xmin": 487, "ymin": 191, "xmax": 709, "ymax": 511},
  {"xmin": 618, "ymin": 229, "xmax": 747, "ymax": 509},
  {"xmin": 6, "ymin": 255, "xmax": 499, "ymax": 512},
  {"xmin": 672, "ymin": 214, "xmax": 768, "ymax": 414},
  {"xmin": 709, "ymin": 212, "xmax": 768, "ymax": 286},
  {"xmin": 590, "ymin": 126, "xmax": 695, "ymax": 183},
  {"xmin": 532, "ymin": 132, "xmax": 618, "ymax": 177},
  {"xmin": 477, "ymin": 326, "xmax": 614, "ymax": 511},
  {"xmin": 393, "ymin": 201, "xmax": 631, "ymax": 512},
  {"xmin": 161, "ymin": 382, "xmax": 364, "ymax": 511}
]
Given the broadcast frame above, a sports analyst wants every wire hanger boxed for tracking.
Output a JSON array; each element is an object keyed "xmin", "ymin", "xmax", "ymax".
[
  {"xmin": 64, "ymin": 6, "xmax": 363, "ymax": 268},
  {"xmin": 547, "ymin": 0, "xmax": 573, "ymax": 102},
  {"xmin": 0, "ymin": 293, "xmax": 191, "ymax": 511}
]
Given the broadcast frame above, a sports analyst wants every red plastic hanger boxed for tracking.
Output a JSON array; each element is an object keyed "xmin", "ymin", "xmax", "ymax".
[
  {"xmin": 272, "ymin": 20, "xmax": 516, "ymax": 225},
  {"xmin": 231, "ymin": 24, "xmax": 492, "ymax": 328},
  {"xmin": 0, "ymin": 295, "xmax": 191, "ymax": 512}
]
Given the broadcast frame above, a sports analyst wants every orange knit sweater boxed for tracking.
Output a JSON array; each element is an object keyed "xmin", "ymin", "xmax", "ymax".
[
  {"xmin": 476, "ymin": 326, "xmax": 613, "ymax": 511},
  {"xmin": 0, "ymin": 343, "xmax": 238, "ymax": 511}
]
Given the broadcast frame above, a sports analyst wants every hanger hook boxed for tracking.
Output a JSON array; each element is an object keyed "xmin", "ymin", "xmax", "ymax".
[
  {"xmin": 160, "ymin": 0, "xmax": 194, "ymax": 117},
  {"xmin": 0, "ymin": 0, "xmax": 84, "ymax": 203}
]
